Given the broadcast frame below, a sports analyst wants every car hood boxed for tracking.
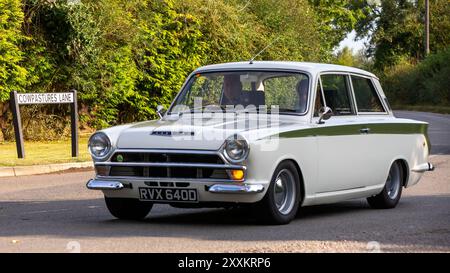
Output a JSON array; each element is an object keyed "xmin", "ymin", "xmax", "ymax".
[{"xmin": 107, "ymin": 114, "xmax": 304, "ymax": 150}]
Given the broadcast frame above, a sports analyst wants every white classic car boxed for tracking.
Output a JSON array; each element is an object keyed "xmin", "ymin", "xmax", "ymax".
[{"xmin": 87, "ymin": 61, "xmax": 434, "ymax": 224}]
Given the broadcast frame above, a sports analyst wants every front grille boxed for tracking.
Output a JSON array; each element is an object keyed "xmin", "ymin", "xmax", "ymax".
[
  {"xmin": 110, "ymin": 152, "xmax": 221, "ymax": 164},
  {"xmin": 144, "ymin": 181, "xmax": 190, "ymax": 187},
  {"xmin": 97, "ymin": 150, "xmax": 240, "ymax": 180}
]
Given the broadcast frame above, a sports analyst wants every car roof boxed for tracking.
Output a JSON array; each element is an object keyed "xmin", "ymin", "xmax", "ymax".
[{"xmin": 194, "ymin": 61, "xmax": 377, "ymax": 79}]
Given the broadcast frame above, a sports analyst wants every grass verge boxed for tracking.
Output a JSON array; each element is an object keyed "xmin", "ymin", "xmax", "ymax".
[
  {"xmin": 0, "ymin": 135, "xmax": 91, "ymax": 167},
  {"xmin": 393, "ymin": 105, "xmax": 450, "ymax": 114}
]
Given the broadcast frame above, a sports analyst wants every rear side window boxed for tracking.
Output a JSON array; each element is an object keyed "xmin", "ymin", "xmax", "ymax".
[
  {"xmin": 351, "ymin": 76, "xmax": 385, "ymax": 112},
  {"xmin": 320, "ymin": 74, "xmax": 354, "ymax": 115}
]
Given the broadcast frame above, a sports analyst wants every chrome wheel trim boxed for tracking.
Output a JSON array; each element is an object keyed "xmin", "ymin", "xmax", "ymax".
[
  {"xmin": 273, "ymin": 169, "xmax": 296, "ymax": 215},
  {"xmin": 386, "ymin": 163, "xmax": 401, "ymax": 200}
]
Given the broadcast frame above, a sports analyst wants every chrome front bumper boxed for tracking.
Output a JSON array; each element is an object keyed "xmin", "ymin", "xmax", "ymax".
[
  {"xmin": 206, "ymin": 184, "xmax": 264, "ymax": 193},
  {"xmin": 86, "ymin": 179, "xmax": 264, "ymax": 194},
  {"xmin": 86, "ymin": 179, "xmax": 124, "ymax": 190}
]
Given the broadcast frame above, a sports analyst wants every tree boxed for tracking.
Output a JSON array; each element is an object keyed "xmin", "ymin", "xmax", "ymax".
[
  {"xmin": 245, "ymin": 0, "xmax": 324, "ymax": 61},
  {"xmin": 308, "ymin": 0, "xmax": 369, "ymax": 53},
  {"xmin": 2, "ymin": 0, "xmax": 393, "ymax": 140},
  {"xmin": 0, "ymin": 0, "xmax": 27, "ymax": 101},
  {"xmin": 334, "ymin": 46, "xmax": 357, "ymax": 67},
  {"xmin": 178, "ymin": 0, "xmax": 325, "ymax": 63},
  {"xmin": 333, "ymin": 46, "xmax": 373, "ymax": 70},
  {"xmin": 429, "ymin": 0, "xmax": 450, "ymax": 53},
  {"xmin": 132, "ymin": 0, "xmax": 206, "ymax": 122},
  {"xmin": 354, "ymin": 0, "xmax": 450, "ymax": 69},
  {"xmin": 14, "ymin": 0, "xmax": 206, "ymax": 129}
]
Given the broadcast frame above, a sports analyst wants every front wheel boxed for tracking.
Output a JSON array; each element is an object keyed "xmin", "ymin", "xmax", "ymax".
[
  {"xmin": 105, "ymin": 197, "xmax": 153, "ymax": 220},
  {"xmin": 367, "ymin": 161, "xmax": 403, "ymax": 209},
  {"xmin": 255, "ymin": 161, "xmax": 301, "ymax": 225}
]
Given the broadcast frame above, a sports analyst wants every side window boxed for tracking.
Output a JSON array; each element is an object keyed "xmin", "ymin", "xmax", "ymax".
[
  {"xmin": 313, "ymin": 79, "xmax": 324, "ymax": 117},
  {"xmin": 320, "ymin": 74, "xmax": 354, "ymax": 115},
  {"xmin": 351, "ymin": 76, "xmax": 385, "ymax": 112}
]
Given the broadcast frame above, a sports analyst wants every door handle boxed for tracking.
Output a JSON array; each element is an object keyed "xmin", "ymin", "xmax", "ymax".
[{"xmin": 360, "ymin": 128, "xmax": 370, "ymax": 134}]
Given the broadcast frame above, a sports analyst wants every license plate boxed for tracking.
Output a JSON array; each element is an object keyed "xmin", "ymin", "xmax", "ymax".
[{"xmin": 138, "ymin": 187, "xmax": 198, "ymax": 203}]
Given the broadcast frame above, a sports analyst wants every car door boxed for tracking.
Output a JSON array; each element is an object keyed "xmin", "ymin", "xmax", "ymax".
[
  {"xmin": 350, "ymin": 74, "xmax": 391, "ymax": 187},
  {"xmin": 313, "ymin": 73, "xmax": 372, "ymax": 194}
]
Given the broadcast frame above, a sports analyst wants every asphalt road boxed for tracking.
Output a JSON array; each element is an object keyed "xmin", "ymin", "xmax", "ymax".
[{"xmin": 0, "ymin": 111, "xmax": 449, "ymax": 253}]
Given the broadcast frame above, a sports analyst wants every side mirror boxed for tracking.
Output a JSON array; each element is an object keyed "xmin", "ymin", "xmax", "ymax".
[
  {"xmin": 317, "ymin": 106, "xmax": 332, "ymax": 124},
  {"xmin": 156, "ymin": 105, "xmax": 165, "ymax": 119}
]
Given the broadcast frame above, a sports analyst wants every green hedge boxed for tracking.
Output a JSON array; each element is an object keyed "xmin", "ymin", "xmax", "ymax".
[
  {"xmin": 381, "ymin": 47, "xmax": 450, "ymax": 106},
  {"xmin": 0, "ymin": 0, "xmax": 379, "ymax": 141},
  {"xmin": 1, "ymin": 0, "xmax": 336, "ymax": 141}
]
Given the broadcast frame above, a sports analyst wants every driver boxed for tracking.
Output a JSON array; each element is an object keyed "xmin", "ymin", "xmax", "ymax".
[{"xmin": 221, "ymin": 74, "xmax": 242, "ymax": 105}]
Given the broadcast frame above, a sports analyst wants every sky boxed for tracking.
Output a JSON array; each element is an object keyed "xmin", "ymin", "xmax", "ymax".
[{"xmin": 336, "ymin": 30, "xmax": 369, "ymax": 53}]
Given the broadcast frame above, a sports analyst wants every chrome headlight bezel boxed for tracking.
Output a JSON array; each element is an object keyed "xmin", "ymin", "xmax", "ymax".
[
  {"xmin": 222, "ymin": 134, "xmax": 250, "ymax": 164},
  {"xmin": 88, "ymin": 132, "xmax": 112, "ymax": 161}
]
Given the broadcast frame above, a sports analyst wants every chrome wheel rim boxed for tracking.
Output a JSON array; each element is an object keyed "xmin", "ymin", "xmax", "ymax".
[
  {"xmin": 273, "ymin": 169, "xmax": 296, "ymax": 215},
  {"xmin": 386, "ymin": 163, "xmax": 401, "ymax": 200}
]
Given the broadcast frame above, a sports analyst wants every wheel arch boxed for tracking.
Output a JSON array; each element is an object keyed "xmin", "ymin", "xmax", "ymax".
[
  {"xmin": 273, "ymin": 158, "xmax": 306, "ymax": 206},
  {"xmin": 391, "ymin": 158, "xmax": 409, "ymax": 187}
]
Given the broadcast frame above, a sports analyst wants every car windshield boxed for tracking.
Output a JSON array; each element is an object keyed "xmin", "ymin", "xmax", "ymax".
[{"xmin": 169, "ymin": 71, "xmax": 309, "ymax": 115}]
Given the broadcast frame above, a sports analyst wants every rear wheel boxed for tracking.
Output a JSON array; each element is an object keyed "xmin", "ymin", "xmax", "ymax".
[
  {"xmin": 367, "ymin": 161, "xmax": 403, "ymax": 209},
  {"xmin": 104, "ymin": 197, "xmax": 153, "ymax": 220},
  {"xmin": 255, "ymin": 161, "xmax": 301, "ymax": 225}
]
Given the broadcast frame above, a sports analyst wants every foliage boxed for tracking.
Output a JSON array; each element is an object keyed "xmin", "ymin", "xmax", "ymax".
[
  {"xmin": 1, "ymin": 0, "xmax": 206, "ymax": 132},
  {"xmin": 349, "ymin": 0, "xmax": 449, "ymax": 108},
  {"xmin": 334, "ymin": 46, "xmax": 359, "ymax": 67},
  {"xmin": 246, "ymin": 0, "xmax": 324, "ymax": 61},
  {"xmin": 178, "ymin": 0, "xmax": 324, "ymax": 63},
  {"xmin": 429, "ymin": 0, "xmax": 450, "ymax": 53},
  {"xmin": 1, "ymin": 0, "xmax": 346, "ymax": 140},
  {"xmin": 133, "ymin": 0, "xmax": 206, "ymax": 122},
  {"xmin": 177, "ymin": 0, "xmax": 263, "ymax": 63},
  {"xmin": 355, "ymin": 0, "xmax": 450, "ymax": 69},
  {"xmin": 0, "ymin": 0, "xmax": 448, "ymax": 141},
  {"xmin": 308, "ymin": 0, "xmax": 369, "ymax": 55},
  {"xmin": 381, "ymin": 47, "xmax": 450, "ymax": 106},
  {"xmin": 333, "ymin": 46, "xmax": 373, "ymax": 70},
  {"xmin": 0, "ymin": 0, "xmax": 27, "ymax": 100}
]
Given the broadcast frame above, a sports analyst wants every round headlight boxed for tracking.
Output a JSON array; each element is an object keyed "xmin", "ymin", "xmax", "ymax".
[
  {"xmin": 88, "ymin": 132, "xmax": 112, "ymax": 159},
  {"xmin": 223, "ymin": 135, "xmax": 249, "ymax": 163}
]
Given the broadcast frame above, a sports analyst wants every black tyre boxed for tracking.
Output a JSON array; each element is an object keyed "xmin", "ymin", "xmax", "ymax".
[
  {"xmin": 367, "ymin": 161, "xmax": 403, "ymax": 209},
  {"xmin": 104, "ymin": 197, "xmax": 153, "ymax": 220},
  {"xmin": 255, "ymin": 161, "xmax": 301, "ymax": 225}
]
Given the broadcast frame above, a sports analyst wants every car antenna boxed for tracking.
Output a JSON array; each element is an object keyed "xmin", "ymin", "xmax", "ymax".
[{"xmin": 249, "ymin": 36, "xmax": 280, "ymax": 64}]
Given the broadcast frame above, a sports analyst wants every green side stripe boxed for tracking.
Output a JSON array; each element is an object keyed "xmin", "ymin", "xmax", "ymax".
[{"xmin": 278, "ymin": 123, "xmax": 430, "ymax": 152}]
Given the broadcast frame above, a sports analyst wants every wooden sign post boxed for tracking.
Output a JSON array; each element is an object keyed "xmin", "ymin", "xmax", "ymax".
[{"xmin": 10, "ymin": 90, "xmax": 79, "ymax": 158}]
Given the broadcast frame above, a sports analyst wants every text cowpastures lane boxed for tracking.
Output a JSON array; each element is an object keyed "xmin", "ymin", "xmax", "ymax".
[{"xmin": 17, "ymin": 93, "xmax": 74, "ymax": 105}]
